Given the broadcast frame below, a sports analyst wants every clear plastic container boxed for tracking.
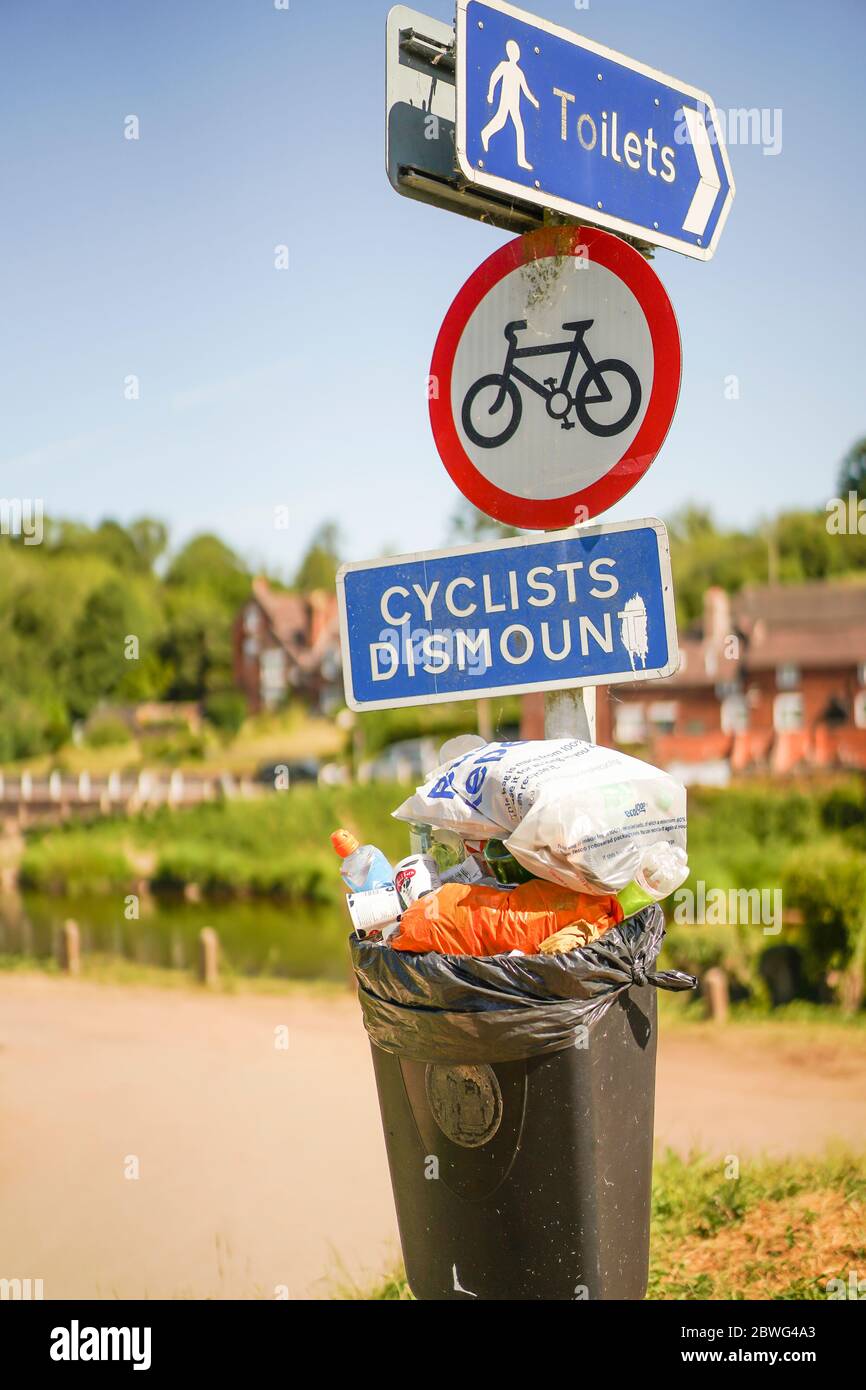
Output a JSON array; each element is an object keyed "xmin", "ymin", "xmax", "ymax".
[{"xmin": 331, "ymin": 830, "xmax": 395, "ymax": 894}]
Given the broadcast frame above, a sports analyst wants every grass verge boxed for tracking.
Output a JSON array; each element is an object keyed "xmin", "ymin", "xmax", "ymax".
[{"xmin": 352, "ymin": 1151, "xmax": 866, "ymax": 1301}]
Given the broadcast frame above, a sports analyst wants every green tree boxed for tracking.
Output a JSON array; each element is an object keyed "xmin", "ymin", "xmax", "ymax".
[
  {"xmin": 165, "ymin": 535, "xmax": 250, "ymax": 610},
  {"xmin": 128, "ymin": 518, "xmax": 169, "ymax": 573},
  {"xmin": 667, "ymin": 507, "xmax": 768, "ymax": 624},
  {"xmin": 448, "ymin": 502, "xmax": 519, "ymax": 543},
  {"xmin": 65, "ymin": 580, "xmax": 162, "ymax": 718},
  {"xmin": 159, "ymin": 589, "xmax": 234, "ymax": 700},
  {"xmin": 294, "ymin": 521, "xmax": 341, "ymax": 592},
  {"xmin": 48, "ymin": 518, "xmax": 165, "ymax": 574},
  {"xmin": 838, "ymin": 437, "xmax": 866, "ymax": 500}
]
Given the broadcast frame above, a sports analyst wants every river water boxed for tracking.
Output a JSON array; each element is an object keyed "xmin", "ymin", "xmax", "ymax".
[{"xmin": 0, "ymin": 893, "xmax": 353, "ymax": 983}]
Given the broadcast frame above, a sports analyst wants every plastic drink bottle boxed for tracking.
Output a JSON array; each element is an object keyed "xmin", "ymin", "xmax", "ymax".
[
  {"xmin": 617, "ymin": 842, "xmax": 689, "ymax": 918},
  {"xmin": 331, "ymin": 830, "xmax": 395, "ymax": 894},
  {"xmin": 408, "ymin": 822, "xmax": 433, "ymax": 856}
]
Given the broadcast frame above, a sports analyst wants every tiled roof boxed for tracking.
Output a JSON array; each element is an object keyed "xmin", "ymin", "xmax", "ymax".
[
  {"xmin": 250, "ymin": 578, "xmax": 340, "ymax": 669},
  {"xmin": 252, "ymin": 579, "xmax": 309, "ymax": 650},
  {"xmin": 733, "ymin": 581, "xmax": 866, "ymax": 629},
  {"xmin": 731, "ymin": 581, "xmax": 866, "ymax": 670}
]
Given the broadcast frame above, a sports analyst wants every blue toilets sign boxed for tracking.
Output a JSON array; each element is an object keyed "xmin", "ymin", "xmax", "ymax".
[
  {"xmin": 336, "ymin": 518, "xmax": 678, "ymax": 711},
  {"xmin": 456, "ymin": 0, "xmax": 735, "ymax": 261}
]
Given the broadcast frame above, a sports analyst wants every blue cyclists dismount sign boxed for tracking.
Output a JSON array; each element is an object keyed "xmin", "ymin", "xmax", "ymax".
[
  {"xmin": 456, "ymin": 0, "xmax": 735, "ymax": 261},
  {"xmin": 336, "ymin": 518, "xmax": 678, "ymax": 711}
]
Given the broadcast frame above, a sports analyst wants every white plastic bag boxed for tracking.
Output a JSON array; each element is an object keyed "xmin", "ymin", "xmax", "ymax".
[{"xmin": 393, "ymin": 739, "xmax": 687, "ymax": 895}]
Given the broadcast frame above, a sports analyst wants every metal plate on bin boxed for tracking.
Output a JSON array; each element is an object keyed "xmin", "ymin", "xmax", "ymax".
[{"xmin": 425, "ymin": 1063, "xmax": 503, "ymax": 1148}]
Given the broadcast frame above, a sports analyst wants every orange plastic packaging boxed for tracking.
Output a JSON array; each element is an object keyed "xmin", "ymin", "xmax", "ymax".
[{"xmin": 392, "ymin": 879, "xmax": 623, "ymax": 957}]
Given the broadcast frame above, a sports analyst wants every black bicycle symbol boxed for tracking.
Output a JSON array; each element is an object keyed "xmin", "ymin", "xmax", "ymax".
[{"xmin": 462, "ymin": 319, "xmax": 642, "ymax": 449}]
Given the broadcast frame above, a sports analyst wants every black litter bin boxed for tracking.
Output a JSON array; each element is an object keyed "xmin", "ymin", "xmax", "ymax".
[{"xmin": 352, "ymin": 906, "xmax": 696, "ymax": 1301}]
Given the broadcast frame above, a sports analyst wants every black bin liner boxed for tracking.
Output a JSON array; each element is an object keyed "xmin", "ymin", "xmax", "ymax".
[
  {"xmin": 352, "ymin": 905, "xmax": 696, "ymax": 1063},
  {"xmin": 351, "ymin": 906, "xmax": 697, "ymax": 1300}
]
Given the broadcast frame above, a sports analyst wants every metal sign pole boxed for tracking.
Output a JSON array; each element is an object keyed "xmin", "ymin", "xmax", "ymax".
[
  {"xmin": 544, "ymin": 684, "xmax": 595, "ymax": 743},
  {"xmin": 545, "ymin": 508, "xmax": 595, "ymax": 744}
]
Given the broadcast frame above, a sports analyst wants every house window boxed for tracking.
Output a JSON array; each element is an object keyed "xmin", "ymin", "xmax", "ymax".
[
  {"xmin": 822, "ymin": 695, "xmax": 848, "ymax": 728},
  {"xmin": 243, "ymin": 605, "xmax": 261, "ymax": 635},
  {"xmin": 774, "ymin": 692, "xmax": 804, "ymax": 733},
  {"xmin": 242, "ymin": 637, "xmax": 258, "ymax": 658},
  {"xmin": 776, "ymin": 665, "xmax": 800, "ymax": 691},
  {"xmin": 855, "ymin": 691, "xmax": 866, "ymax": 730},
  {"xmin": 648, "ymin": 701, "xmax": 679, "ymax": 736},
  {"xmin": 614, "ymin": 703, "xmax": 646, "ymax": 744},
  {"xmin": 260, "ymin": 649, "xmax": 286, "ymax": 709},
  {"xmin": 721, "ymin": 693, "xmax": 749, "ymax": 734}
]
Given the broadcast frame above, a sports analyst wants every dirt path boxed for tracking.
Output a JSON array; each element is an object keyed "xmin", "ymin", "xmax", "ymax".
[{"xmin": 1, "ymin": 976, "xmax": 864, "ymax": 1300}]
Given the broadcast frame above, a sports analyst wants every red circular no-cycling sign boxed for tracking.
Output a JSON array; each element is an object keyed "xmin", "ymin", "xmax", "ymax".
[{"xmin": 429, "ymin": 225, "xmax": 681, "ymax": 529}]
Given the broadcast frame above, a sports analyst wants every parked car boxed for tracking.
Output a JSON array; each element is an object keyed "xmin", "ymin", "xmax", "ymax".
[
  {"xmin": 358, "ymin": 738, "xmax": 441, "ymax": 785},
  {"xmin": 255, "ymin": 758, "xmax": 321, "ymax": 789}
]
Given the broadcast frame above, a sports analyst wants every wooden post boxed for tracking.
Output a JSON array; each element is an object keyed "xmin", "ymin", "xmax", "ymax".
[
  {"xmin": 703, "ymin": 966, "xmax": 730, "ymax": 1023},
  {"xmin": 198, "ymin": 928, "xmax": 219, "ymax": 987},
  {"xmin": 58, "ymin": 919, "xmax": 81, "ymax": 976}
]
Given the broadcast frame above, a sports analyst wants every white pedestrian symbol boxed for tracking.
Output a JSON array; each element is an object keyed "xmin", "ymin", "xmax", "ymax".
[
  {"xmin": 619, "ymin": 594, "xmax": 649, "ymax": 671},
  {"xmin": 481, "ymin": 39, "xmax": 540, "ymax": 171}
]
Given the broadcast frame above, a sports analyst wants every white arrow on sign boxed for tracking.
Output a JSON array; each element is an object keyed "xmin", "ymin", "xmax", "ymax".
[{"xmin": 681, "ymin": 106, "xmax": 723, "ymax": 238}]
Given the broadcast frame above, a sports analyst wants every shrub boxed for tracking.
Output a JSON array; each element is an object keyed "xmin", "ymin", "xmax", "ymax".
[
  {"xmin": 84, "ymin": 712, "xmax": 133, "ymax": 748},
  {"xmin": 19, "ymin": 834, "xmax": 134, "ymax": 896},
  {"xmin": 819, "ymin": 780, "xmax": 866, "ymax": 833},
  {"xmin": 203, "ymin": 691, "xmax": 247, "ymax": 736},
  {"xmin": 152, "ymin": 843, "xmax": 250, "ymax": 896},
  {"xmin": 783, "ymin": 844, "xmax": 866, "ymax": 994},
  {"xmin": 144, "ymin": 731, "xmax": 207, "ymax": 764}
]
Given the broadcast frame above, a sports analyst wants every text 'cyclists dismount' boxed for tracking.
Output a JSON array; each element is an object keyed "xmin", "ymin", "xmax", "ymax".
[
  {"xmin": 336, "ymin": 518, "xmax": 678, "ymax": 711},
  {"xmin": 429, "ymin": 224, "xmax": 682, "ymax": 530}
]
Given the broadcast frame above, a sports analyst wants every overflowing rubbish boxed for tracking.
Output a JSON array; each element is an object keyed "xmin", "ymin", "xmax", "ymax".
[
  {"xmin": 393, "ymin": 738, "xmax": 687, "ymax": 896},
  {"xmin": 352, "ymin": 906, "xmax": 698, "ymax": 1062},
  {"xmin": 617, "ymin": 841, "xmax": 690, "ymax": 918},
  {"xmin": 346, "ymin": 886, "xmax": 402, "ymax": 939},
  {"xmin": 392, "ymin": 879, "xmax": 622, "ymax": 957},
  {"xmin": 483, "ymin": 838, "xmax": 535, "ymax": 886},
  {"xmin": 393, "ymin": 853, "xmax": 440, "ymax": 906},
  {"xmin": 349, "ymin": 736, "xmax": 697, "ymax": 1310},
  {"xmin": 336, "ymin": 736, "xmax": 690, "ymax": 964}
]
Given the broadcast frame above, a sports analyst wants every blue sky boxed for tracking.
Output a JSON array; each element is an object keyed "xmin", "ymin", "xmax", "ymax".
[{"xmin": 0, "ymin": 0, "xmax": 863, "ymax": 577}]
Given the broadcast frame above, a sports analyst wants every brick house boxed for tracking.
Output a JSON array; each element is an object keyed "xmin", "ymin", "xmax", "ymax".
[
  {"xmin": 233, "ymin": 577, "xmax": 342, "ymax": 714},
  {"xmin": 601, "ymin": 581, "xmax": 866, "ymax": 779},
  {"xmin": 524, "ymin": 580, "xmax": 866, "ymax": 781}
]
